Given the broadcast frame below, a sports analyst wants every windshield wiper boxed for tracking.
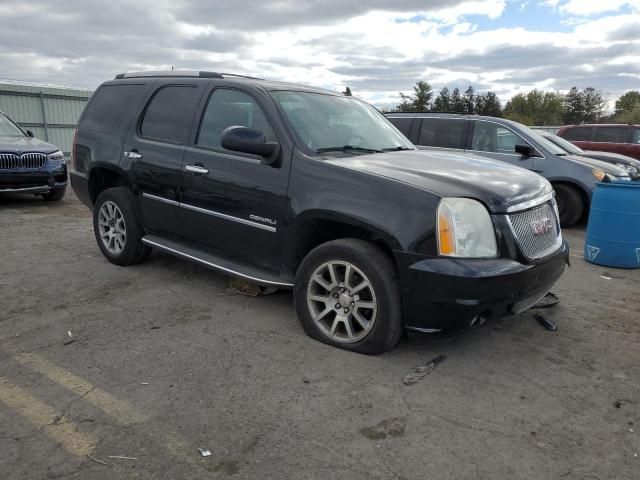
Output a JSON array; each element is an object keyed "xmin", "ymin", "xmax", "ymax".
[
  {"xmin": 316, "ymin": 145, "xmax": 383, "ymax": 154},
  {"xmin": 381, "ymin": 146, "xmax": 414, "ymax": 151}
]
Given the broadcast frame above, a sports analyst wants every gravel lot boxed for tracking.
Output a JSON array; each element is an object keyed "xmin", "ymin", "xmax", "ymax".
[{"xmin": 1, "ymin": 191, "xmax": 638, "ymax": 480}]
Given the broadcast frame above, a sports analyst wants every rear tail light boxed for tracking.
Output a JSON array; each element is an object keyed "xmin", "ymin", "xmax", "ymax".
[{"xmin": 71, "ymin": 128, "xmax": 78, "ymax": 170}]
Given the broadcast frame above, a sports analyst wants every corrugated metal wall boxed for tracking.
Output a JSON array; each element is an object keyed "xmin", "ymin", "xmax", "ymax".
[{"xmin": 0, "ymin": 81, "xmax": 93, "ymax": 159}]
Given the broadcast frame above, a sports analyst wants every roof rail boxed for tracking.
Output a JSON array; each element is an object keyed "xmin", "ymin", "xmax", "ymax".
[
  {"xmin": 114, "ymin": 70, "xmax": 264, "ymax": 80},
  {"xmin": 218, "ymin": 73, "xmax": 264, "ymax": 80},
  {"xmin": 114, "ymin": 70, "xmax": 223, "ymax": 79}
]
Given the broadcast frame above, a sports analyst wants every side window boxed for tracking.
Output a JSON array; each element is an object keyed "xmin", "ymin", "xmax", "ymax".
[
  {"xmin": 593, "ymin": 126, "xmax": 628, "ymax": 143},
  {"xmin": 562, "ymin": 126, "xmax": 592, "ymax": 141},
  {"xmin": 140, "ymin": 85, "xmax": 200, "ymax": 143},
  {"xmin": 632, "ymin": 127, "xmax": 640, "ymax": 144},
  {"xmin": 388, "ymin": 117, "xmax": 412, "ymax": 138},
  {"xmin": 471, "ymin": 121, "xmax": 525, "ymax": 154},
  {"xmin": 81, "ymin": 84, "xmax": 145, "ymax": 133},
  {"xmin": 197, "ymin": 89, "xmax": 275, "ymax": 150},
  {"xmin": 418, "ymin": 118, "xmax": 466, "ymax": 149}
]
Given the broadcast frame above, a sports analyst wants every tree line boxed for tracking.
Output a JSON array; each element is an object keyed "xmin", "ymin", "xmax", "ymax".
[{"xmin": 390, "ymin": 81, "xmax": 640, "ymax": 126}]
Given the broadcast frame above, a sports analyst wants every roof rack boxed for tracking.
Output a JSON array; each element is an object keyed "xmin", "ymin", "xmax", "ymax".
[{"xmin": 114, "ymin": 70, "xmax": 263, "ymax": 80}]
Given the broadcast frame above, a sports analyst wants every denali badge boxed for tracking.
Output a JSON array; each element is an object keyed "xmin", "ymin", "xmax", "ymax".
[{"xmin": 530, "ymin": 218, "xmax": 553, "ymax": 236}]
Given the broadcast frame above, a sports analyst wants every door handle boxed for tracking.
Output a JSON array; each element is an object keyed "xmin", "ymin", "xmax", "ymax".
[
  {"xmin": 124, "ymin": 151, "xmax": 143, "ymax": 159},
  {"xmin": 185, "ymin": 164, "xmax": 209, "ymax": 174}
]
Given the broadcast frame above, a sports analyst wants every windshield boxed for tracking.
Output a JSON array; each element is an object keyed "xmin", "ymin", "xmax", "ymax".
[
  {"xmin": 270, "ymin": 91, "xmax": 414, "ymax": 153},
  {"xmin": 0, "ymin": 113, "xmax": 26, "ymax": 137},
  {"xmin": 542, "ymin": 133, "xmax": 584, "ymax": 154},
  {"xmin": 517, "ymin": 124, "xmax": 568, "ymax": 156}
]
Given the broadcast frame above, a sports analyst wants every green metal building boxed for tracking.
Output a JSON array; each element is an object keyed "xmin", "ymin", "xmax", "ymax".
[{"xmin": 0, "ymin": 80, "xmax": 93, "ymax": 159}]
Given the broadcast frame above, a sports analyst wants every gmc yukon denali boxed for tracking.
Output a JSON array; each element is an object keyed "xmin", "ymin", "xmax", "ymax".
[{"xmin": 71, "ymin": 71, "xmax": 569, "ymax": 354}]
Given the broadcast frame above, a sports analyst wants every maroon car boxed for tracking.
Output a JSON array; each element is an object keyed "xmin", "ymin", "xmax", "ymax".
[{"xmin": 557, "ymin": 124, "xmax": 640, "ymax": 160}]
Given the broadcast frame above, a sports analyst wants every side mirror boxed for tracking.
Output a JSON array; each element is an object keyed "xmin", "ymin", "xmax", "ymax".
[
  {"xmin": 26, "ymin": 130, "xmax": 34, "ymax": 138},
  {"xmin": 515, "ymin": 144, "xmax": 535, "ymax": 157},
  {"xmin": 220, "ymin": 126, "xmax": 279, "ymax": 164}
]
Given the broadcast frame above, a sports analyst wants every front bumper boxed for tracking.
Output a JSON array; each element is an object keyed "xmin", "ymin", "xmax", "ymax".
[
  {"xmin": 399, "ymin": 241, "xmax": 569, "ymax": 331},
  {"xmin": 0, "ymin": 164, "xmax": 67, "ymax": 194}
]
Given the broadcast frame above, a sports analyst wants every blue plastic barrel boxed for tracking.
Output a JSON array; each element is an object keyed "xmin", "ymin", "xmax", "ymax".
[{"xmin": 584, "ymin": 181, "xmax": 640, "ymax": 268}]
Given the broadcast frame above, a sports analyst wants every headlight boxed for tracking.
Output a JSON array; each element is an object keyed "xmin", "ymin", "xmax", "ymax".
[
  {"xmin": 47, "ymin": 150, "xmax": 65, "ymax": 164},
  {"xmin": 616, "ymin": 163, "xmax": 639, "ymax": 176},
  {"xmin": 437, "ymin": 198, "xmax": 498, "ymax": 258}
]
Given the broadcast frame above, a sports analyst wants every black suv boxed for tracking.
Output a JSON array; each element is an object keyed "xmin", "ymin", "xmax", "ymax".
[
  {"xmin": 71, "ymin": 71, "xmax": 568, "ymax": 354},
  {"xmin": 0, "ymin": 110, "xmax": 67, "ymax": 200}
]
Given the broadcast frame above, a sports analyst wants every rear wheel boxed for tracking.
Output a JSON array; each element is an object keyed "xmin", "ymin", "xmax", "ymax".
[
  {"xmin": 294, "ymin": 239, "xmax": 402, "ymax": 355},
  {"xmin": 93, "ymin": 187, "xmax": 150, "ymax": 266},
  {"xmin": 554, "ymin": 184, "xmax": 584, "ymax": 227}
]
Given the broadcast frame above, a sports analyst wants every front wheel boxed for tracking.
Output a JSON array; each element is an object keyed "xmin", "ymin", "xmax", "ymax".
[
  {"xmin": 294, "ymin": 239, "xmax": 403, "ymax": 355},
  {"xmin": 93, "ymin": 187, "xmax": 150, "ymax": 266},
  {"xmin": 554, "ymin": 184, "xmax": 584, "ymax": 227}
]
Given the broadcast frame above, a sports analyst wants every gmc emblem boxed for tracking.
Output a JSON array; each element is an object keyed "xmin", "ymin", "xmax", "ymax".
[{"xmin": 530, "ymin": 218, "xmax": 553, "ymax": 236}]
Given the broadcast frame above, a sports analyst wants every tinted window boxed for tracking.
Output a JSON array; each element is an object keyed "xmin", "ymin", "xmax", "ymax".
[
  {"xmin": 140, "ymin": 85, "xmax": 200, "ymax": 143},
  {"xmin": 388, "ymin": 117, "xmax": 412, "ymax": 138},
  {"xmin": 471, "ymin": 121, "xmax": 527, "ymax": 154},
  {"xmin": 418, "ymin": 118, "xmax": 466, "ymax": 149},
  {"xmin": 562, "ymin": 126, "xmax": 592, "ymax": 141},
  {"xmin": 593, "ymin": 126, "xmax": 628, "ymax": 143},
  {"xmin": 197, "ymin": 89, "xmax": 275, "ymax": 149},
  {"xmin": 81, "ymin": 84, "xmax": 145, "ymax": 133},
  {"xmin": 633, "ymin": 127, "xmax": 640, "ymax": 144}
]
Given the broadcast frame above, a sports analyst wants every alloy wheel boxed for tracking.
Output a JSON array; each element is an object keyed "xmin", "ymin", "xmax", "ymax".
[
  {"xmin": 306, "ymin": 260, "xmax": 377, "ymax": 343},
  {"xmin": 98, "ymin": 201, "xmax": 126, "ymax": 255}
]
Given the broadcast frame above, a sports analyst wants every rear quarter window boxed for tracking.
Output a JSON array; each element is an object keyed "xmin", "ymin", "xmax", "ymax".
[
  {"xmin": 139, "ymin": 85, "xmax": 201, "ymax": 144},
  {"xmin": 419, "ymin": 118, "xmax": 466, "ymax": 149},
  {"xmin": 80, "ymin": 84, "xmax": 146, "ymax": 133},
  {"xmin": 561, "ymin": 126, "xmax": 592, "ymax": 141},
  {"xmin": 593, "ymin": 126, "xmax": 629, "ymax": 143},
  {"xmin": 387, "ymin": 117, "xmax": 412, "ymax": 138}
]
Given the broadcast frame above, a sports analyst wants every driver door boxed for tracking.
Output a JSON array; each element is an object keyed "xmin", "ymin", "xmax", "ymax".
[
  {"xmin": 179, "ymin": 87, "xmax": 289, "ymax": 270},
  {"xmin": 468, "ymin": 120, "xmax": 534, "ymax": 170}
]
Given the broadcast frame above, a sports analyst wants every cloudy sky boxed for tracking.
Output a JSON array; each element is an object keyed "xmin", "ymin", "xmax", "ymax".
[{"xmin": 1, "ymin": 0, "xmax": 639, "ymax": 108}]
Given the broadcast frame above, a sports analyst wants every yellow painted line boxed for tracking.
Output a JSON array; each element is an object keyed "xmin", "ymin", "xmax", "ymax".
[
  {"xmin": 13, "ymin": 352, "xmax": 147, "ymax": 426},
  {"xmin": 0, "ymin": 376, "xmax": 95, "ymax": 456},
  {"xmin": 10, "ymin": 352, "xmax": 204, "ymax": 470}
]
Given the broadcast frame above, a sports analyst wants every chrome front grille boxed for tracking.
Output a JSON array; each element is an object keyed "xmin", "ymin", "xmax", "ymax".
[
  {"xmin": 507, "ymin": 200, "xmax": 562, "ymax": 259},
  {"xmin": 0, "ymin": 152, "xmax": 47, "ymax": 170}
]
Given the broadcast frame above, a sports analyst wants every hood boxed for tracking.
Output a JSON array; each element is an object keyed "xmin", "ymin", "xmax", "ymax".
[
  {"xmin": 323, "ymin": 149, "xmax": 551, "ymax": 214},
  {"xmin": 564, "ymin": 154, "xmax": 629, "ymax": 177},
  {"xmin": 583, "ymin": 150, "xmax": 640, "ymax": 168},
  {"xmin": 0, "ymin": 135, "xmax": 60, "ymax": 154}
]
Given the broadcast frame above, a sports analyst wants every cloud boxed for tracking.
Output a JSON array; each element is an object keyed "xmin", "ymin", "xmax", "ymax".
[{"xmin": 0, "ymin": 0, "xmax": 637, "ymax": 109}]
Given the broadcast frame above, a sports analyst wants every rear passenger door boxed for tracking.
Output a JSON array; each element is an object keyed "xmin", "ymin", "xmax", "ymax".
[
  {"xmin": 124, "ymin": 82, "xmax": 204, "ymax": 237},
  {"xmin": 468, "ymin": 120, "xmax": 534, "ymax": 170},
  {"xmin": 179, "ymin": 86, "xmax": 289, "ymax": 271},
  {"xmin": 416, "ymin": 118, "xmax": 468, "ymax": 151},
  {"xmin": 591, "ymin": 126, "xmax": 632, "ymax": 155}
]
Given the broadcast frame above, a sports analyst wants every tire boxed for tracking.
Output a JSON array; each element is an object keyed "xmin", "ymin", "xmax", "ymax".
[
  {"xmin": 554, "ymin": 184, "xmax": 584, "ymax": 227},
  {"xmin": 294, "ymin": 238, "xmax": 403, "ymax": 355},
  {"xmin": 42, "ymin": 187, "xmax": 66, "ymax": 201},
  {"xmin": 93, "ymin": 187, "xmax": 150, "ymax": 266}
]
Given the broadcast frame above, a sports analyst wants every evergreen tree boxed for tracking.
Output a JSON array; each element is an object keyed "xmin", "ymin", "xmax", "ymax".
[
  {"xmin": 475, "ymin": 92, "xmax": 502, "ymax": 117},
  {"xmin": 412, "ymin": 81, "xmax": 433, "ymax": 111},
  {"xmin": 563, "ymin": 87, "xmax": 584, "ymax": 124},
  {"xmin": 451, "ymin": 88, "xmax": 465, "ymax": 113},
  {"xmin": 582, "ymin": 87, "xmax": 606, "ymax": 122},
  {"xmin": 432, "ymin": 87, "xmax": 452, "ymax": 112}
]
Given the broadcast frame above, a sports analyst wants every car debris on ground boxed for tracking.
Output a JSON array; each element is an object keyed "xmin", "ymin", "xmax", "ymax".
[
  {"xmin": 197, "ymin": 448, "xmax": 212, "ymax": 457},
  {"xmin": 535, "ymin": 312, "xmax": 558, "ymax": 332},
  {"xmin": 403, "ymin": 355, "xmax": 447, "ymax": 385}
]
